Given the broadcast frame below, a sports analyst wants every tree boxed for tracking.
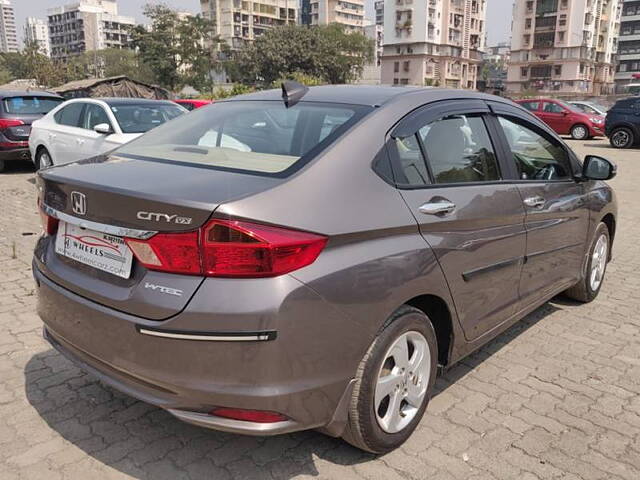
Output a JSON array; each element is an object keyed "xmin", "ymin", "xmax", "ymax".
[
  {"xmin": 130, "ymin": 4, "xmax": 228, "ymax": 92},
  {"xmin": 77, "ymin": 48, "xmax": 155, "ymax": 84},
  {"xmin": 234, "ymin": 24, "xmax": 374, "ymax": 87},
  {"xmin": 0, "ymin": 41, "xmax": 66, "ymax": 87}
]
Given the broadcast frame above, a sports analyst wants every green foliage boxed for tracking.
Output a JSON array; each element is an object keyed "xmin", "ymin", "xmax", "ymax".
[
  {"xmin": 273, "ymin": 71, "xmax": 325, "ymax": 87},
  {"xmin": 131, "ymin": 4, "xmax": 228, "ymax": 92},
  {"xmin": 200, "ymin": 84, "xmax": 255, "ymax": 100},
  {"xmin": 235, "ymin": 24, "xmax": 374, "ymax": 87},
  {"xmin": 77, "ymin": 49, "xmax": 156, "ymax": 84}
]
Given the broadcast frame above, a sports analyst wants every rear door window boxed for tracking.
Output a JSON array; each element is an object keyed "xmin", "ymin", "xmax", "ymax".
[
  {"xmin": 116, "ymin": 101, "xmax": 371, "ymax": 176},
  {"xmin": 54, "ymin": 103, "xmax": 85, "ymax": 128},
  {"xmin": 420, "ymin": 115, "xmax": 501, "ymax": 184},
  {"xmin": 519, "ymin": 101, "xmax": 540, "ymax": 112}
]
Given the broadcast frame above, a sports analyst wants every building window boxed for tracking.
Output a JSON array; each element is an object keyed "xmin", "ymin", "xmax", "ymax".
[
  {"xmin": 521, "ymin": 67, "xmax": 528, "ymax": 78},
  {"xmin": 557, "ymin": 31, "xmax": 564, "ymax": 42},
  {"xmin": 523, "ymin": 34, "xmax": 530, "ymax": 46},
  {"xmin": 403, "ymin": 61, "xmax": 410, "ymax": 72},
  {"xmin": 559, "ymin": 14, "xmax": 566, "ymax": 26},
  {"xmin": 554, "ymin": 65, "xmax": 562, "ymax": 76},
  {"xmin": 393, "ymin": 78, "xmax": 399, "ymax": 84},
  {"xmin": 394, "ymin": 61, "xmax": 399, "ymax": 73},
  {"xmin": 400, "ymin": 78, "xmax": 409, "ymax": 85},
  {"xmin": 525, "ymin": 18, "xmax": 531, "ymax": 29}
]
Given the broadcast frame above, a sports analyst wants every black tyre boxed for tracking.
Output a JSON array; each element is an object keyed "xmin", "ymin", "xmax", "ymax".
[
  {"xmin": 570, "ymin": 124, "xmax": 589, "ymax": 140},
  {"xmin": 342, "ymin": 305, "xmax": 437, "ymax": 454},
  {"xmin": 0, "ymin": 159, "xmax": 5, "ymax": 173},
  {"xmin": 564, "ymin": 222, "xmax": 610, "ymax": 303},
  {"xmin": 609, "ymin": 127, "xmax": 634, "ymax": 149},
  {"xmin": 35, "ymin": 148, "xmax": 53, "ymax": 171}
]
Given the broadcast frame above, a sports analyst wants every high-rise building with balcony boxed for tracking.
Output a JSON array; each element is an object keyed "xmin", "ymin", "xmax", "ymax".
[
  {"xmin": 375, "ymin": 0, "xmax": 384, "ymax": 26},
  {"xmin": 25, "ymin": 17, "xmax": 51, "ymax": 57},
  {"xmin": 303, "ymin": 0, "xmax": 365, "ymax": 32},
  {"xmin": 616, "ymin": 0, "xmax": 640, "ymax": 91},
  {"xmin": 200, "ymin": 0, "xmax": 297, "ymax": 50},
  {"xmin": 380, "ymin": 0, "xmax": 486, "ymax": 88},
  {"xmin": 507, "ymin": 0, "xmax": 622, "ymax": 95},
  {"xmin": 0, "ymin": 0, "xmax": 18, "ymax": 53},
  {"xmin": 47, "ymin": 0, "xmax": 135, "ymax": 61}
]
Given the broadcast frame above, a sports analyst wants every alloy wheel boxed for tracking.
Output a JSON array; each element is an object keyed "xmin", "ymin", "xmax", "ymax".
[
  {"xmin": 39, "ymin": 151, "xmax": 52, "ymax": 169},
  {"xmin": 611, "ymin": 130, "xmax": 630, "ymax": 148},
  {"xmin": 589, "ymin": 234, "xmax": 608, "ymax": 292},
  {"xmin": 572, "ymin": 125, "xmax": 587, "ymax": 140},
  {"xmin": 374, "ymin": 331, "xmax": 430, "ymax": 434}
]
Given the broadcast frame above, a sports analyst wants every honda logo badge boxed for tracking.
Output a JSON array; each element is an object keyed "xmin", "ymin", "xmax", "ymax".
[{"xmin": 70, "ymin": 191, "xmax": 87, "ymax": 216}]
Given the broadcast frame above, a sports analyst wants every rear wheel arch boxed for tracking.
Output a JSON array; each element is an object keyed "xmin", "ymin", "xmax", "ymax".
[
  {"xmin": 404, "ymin": 294, "xmax": 454, "ymax": 367},
  {"xmin": 35, "ymin": 146, "xmax": 52, "ymax": 169},
  {"xmin": 601, "ymin": 213, "xmax": 616, "ymax": 258}
]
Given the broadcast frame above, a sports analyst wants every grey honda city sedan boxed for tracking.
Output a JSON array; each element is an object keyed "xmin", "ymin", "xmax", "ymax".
[{"xmin": 34, "ymin": 84, "xmax": 617, "ymax": 453}]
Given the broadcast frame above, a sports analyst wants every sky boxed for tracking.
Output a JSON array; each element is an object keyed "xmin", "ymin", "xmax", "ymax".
[{"xmin": 14, "ymin": 0, "xmax": 513, "ymax": 47}]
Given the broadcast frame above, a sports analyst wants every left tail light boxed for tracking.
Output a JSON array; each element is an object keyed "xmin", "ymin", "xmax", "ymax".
[
  {"xmin": 126, "ymin": 219, "xmax": 327, "ymax": 278},
  {"xmin": 38, "ymin": 199, "xmax": 58, "ymax": 235},
  {"xmin": 0, "ymin": 119, "xmax": 24, "ymax": 131}
]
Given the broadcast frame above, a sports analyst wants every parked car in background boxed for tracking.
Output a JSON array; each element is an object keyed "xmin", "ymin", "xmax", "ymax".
[
  {"xmin": 605, "ymin": 96, "xmax": 640, "ymax": 149},
  {"xmin": 0, "ymin": 91, "xmax": 64, "ymax": 172},
  {"xmin": 515, "ymin": 98, "xmax": 604, "ymax": 140},
  {"xmin": 569, "ymin": 101, "xmax": 608, "ymax": 117},
  {"xmin": 173, "ymin": 99, "xmax": 212, "ymax": 111},
  {"xmin": 35, "ymin": 85, "xmax": 617, "ymax": 454},
  {"xmin": 29, "ymin": 98, "xmax": 186, "ymax": 169}
]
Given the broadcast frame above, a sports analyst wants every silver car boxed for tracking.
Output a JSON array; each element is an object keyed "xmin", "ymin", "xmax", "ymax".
[{"xmin": 35, "ymin": 84, "xmax": 617, "ymax": 453}]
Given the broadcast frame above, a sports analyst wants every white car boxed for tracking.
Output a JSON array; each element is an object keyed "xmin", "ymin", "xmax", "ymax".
[{"xmin": 29, "ymin": 98, "xmax": 187, "ymax": 169}]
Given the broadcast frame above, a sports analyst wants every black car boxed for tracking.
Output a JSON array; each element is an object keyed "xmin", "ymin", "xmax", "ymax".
[
  {"xmin": 0, "ymin": 91, "xmax": 64, "ymax": 172},
  {"xmin": 605, "ymin": 96, "xmax": 640, "ymax": 149}
]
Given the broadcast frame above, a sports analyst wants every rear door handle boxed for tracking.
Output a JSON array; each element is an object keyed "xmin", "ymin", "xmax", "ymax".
[
  {"xmin": 523, "ymin": 196, "xmax": 545, "ymax": 209},
  {"xmin": 419, "ymin": 200, "xmax": 456, "ymax": 216}
]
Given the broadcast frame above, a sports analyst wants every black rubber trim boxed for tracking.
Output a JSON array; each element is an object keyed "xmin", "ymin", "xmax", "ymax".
[{"xmin": 462, "ymin": 257, "xmax": 524, "ymax": 282}]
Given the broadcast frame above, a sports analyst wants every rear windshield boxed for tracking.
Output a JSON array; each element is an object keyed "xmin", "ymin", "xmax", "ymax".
[
  {"xmin": 115, "ymin": 100, "xmax": 372, "ymax": 176},
  {"xmin": 3, "ymin": 96, "xmax": 63, "ymax": 115},
  {"xmin": 110, "ymin": 103, "xmax": 186, "ymax": 134}
]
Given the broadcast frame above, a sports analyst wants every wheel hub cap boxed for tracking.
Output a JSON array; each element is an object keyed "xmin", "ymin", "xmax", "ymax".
[
  {"xmin": 374, "ymin": 331, "xmax": 430, "ymax": 433},
  {"xmin": 589, "ymin": 234, "xmax": 608, "ymax": 292}
]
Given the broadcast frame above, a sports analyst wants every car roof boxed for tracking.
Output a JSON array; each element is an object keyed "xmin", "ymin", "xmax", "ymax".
[
  {"xmin": 0, "ymin": 90, "xmax": 63, "ymax": 99},
  {"xmin": 91, "ymin": 98, "xmax": 178, "ymax": 106},
  {"xmin": 229, "ymin": 85, "xmax": 503, "ymax": 107}
]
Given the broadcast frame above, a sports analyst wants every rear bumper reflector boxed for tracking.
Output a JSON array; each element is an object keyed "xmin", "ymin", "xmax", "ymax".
[{"xmin": 136, "ymin": 326, "xmax": 277, "ymax": 342}]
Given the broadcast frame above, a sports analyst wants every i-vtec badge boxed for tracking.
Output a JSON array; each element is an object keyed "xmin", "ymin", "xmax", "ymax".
[
  {"xmin": 144, "ymin": 282, "xmax": 183, "ymax": 297},
  {"xmin": 137, "ymin": 211, "xmax": 192, "ymax": 225}
]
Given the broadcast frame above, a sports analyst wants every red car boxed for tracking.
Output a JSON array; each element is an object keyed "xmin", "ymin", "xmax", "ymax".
[
  {"xmin": 173, "ymin": 99, "xmax": 212, "ymax": 111},
  {"xmin": 515, "ymin": 98, "xmax": 604, "ymax": 140}
]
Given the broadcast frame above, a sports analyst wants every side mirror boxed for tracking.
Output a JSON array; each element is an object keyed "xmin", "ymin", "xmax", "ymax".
[
  {"xmin": 94, "ymin": 123, "xmax": 112, "ymax": 135},
  {"xmin": 583, "ymin": 155, "xmax": 616, "ymax": 181}
]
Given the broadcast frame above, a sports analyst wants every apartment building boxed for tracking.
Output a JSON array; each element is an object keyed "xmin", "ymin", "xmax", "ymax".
[
  {"xmin": 47, "ymin": 0, "xmax": 135, "ymax": 61},
  {"xmin": 304, "ymin": 0, "xmax": 366, "ymax": 32},
  {"xmin": 200, "ymin": 0, "xmax": 297, "ymax": 50},
  {"xmin": 507, "ymin": 0, "xmax": 622, "ymax": 95},
  {"xmin": 381, "ymin": 0, "xmax": 486, "ymax": 88},
  {"xmin": 375, "ymin": 0, "xmax": 384, "ymax": 26},
  {"xmin": 615, "ymin": 0, "xmax": 640, "ymax": 91},
  {"xmin": 0, "ymin": 0, "xmax": 18, "ymax": 53},
  {"xmin": 25, "ymin": 17, "xmax": 51, "ymax": 57}
]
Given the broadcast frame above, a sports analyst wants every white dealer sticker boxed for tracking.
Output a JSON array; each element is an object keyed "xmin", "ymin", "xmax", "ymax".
[{"xmin": 55, "ymin": 222, "xmax": 133, "ymax": 279}]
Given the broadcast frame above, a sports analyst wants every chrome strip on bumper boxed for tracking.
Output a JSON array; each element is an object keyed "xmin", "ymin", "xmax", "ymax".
[
  {"xmin": 42, "ymin": 203, "xmax": 157, "ymax": 240},
  {"xmin": 167, "ymin": 409, "xmax": 299, "ymax": 435},
  {"xmin": 137, "ymin": 326, "xmax": 277, "ymax": 342}
]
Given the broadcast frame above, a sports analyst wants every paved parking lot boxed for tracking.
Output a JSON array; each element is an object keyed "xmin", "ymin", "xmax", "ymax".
[{"xmin": 1, "ymin": 139, "xmax": 639, "ymax": 480}]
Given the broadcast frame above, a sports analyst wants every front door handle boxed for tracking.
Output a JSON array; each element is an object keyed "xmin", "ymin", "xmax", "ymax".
[
  {"xmin": 523, "ymin": 196, "xmax": 545, "ymax": 209},
  {"xmin": 419, "ymin": 200, "xmax": 456, "ymax": 216}
]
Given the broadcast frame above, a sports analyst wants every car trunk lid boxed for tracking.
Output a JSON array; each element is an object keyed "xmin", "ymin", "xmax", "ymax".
[{"xmin": 36, "ymin": 154, "xmax": 281, "ymax": 320}]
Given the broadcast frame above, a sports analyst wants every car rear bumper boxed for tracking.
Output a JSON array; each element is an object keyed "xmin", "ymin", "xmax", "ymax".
[
  {"xmin": 0, "ymin": 146, "xmax": 30, "ymax": 161},
  {"xmin": 34, "ymin": 263, "xmax": 361, "ymax": 436}
]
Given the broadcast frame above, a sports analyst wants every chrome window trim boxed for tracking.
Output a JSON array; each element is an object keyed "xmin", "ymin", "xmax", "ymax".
[{"xmin": 42, "ymin": 203, "xmax": 157, "ymax": 240}]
